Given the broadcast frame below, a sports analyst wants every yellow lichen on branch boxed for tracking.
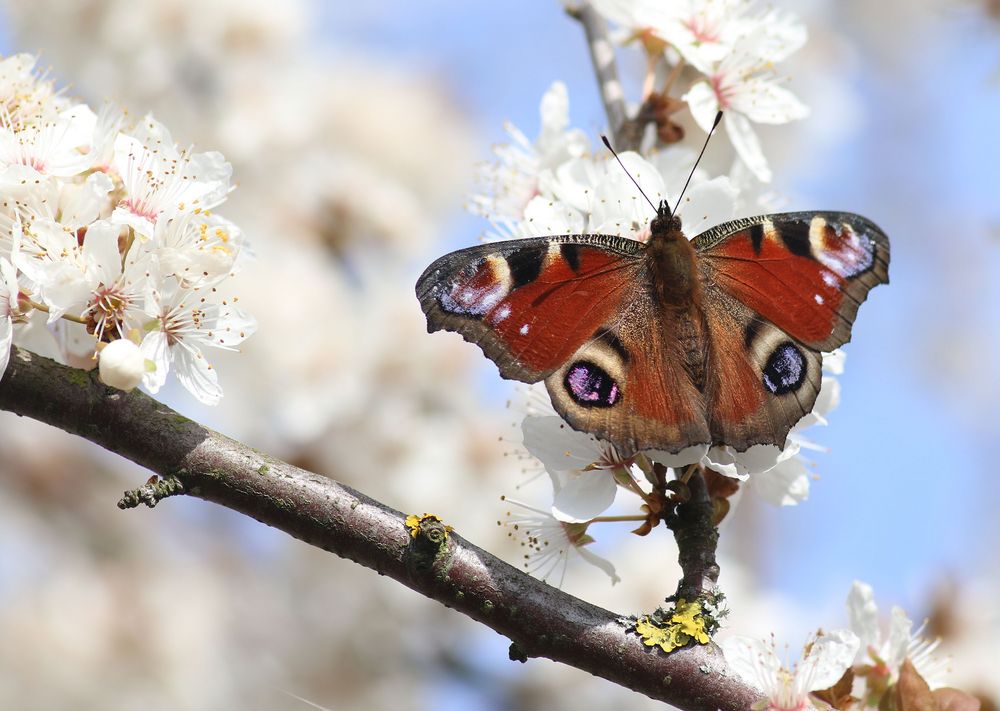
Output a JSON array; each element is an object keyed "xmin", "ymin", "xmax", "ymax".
[{"xmin": 635, "ymin": 599, "xmax": 711, "ymax": 653}]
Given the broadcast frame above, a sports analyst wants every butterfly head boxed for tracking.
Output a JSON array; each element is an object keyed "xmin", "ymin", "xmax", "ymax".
[{"xmin": 649, "ymin": 199, "xmax": 683, "ymax": 241}]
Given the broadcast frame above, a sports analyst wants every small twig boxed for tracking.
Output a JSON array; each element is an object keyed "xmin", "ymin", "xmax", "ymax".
[
  {"xmin": 567, "ymin": 2, "xmax": 629, "ymax": 146},
  {"xmin": 667, "ymin": 466, "xmax": 721, "ymax": 602},
  {"xmin": 27, "ymin": 298, "xmax": 87, "ymax": 324},
  {"xmin": 660, "ymin": 56, "xmax": 686, "ymax": 96},
  {"xmin": 118, "ymin": 474, "xmax": 186, "ymax": 509}
]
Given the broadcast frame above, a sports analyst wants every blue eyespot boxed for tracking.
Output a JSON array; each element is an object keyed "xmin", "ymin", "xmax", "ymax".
[
  {"xmin": 762, "ymin": 342, "xmax": 806, "ymax": 395},
  {"xmin": 565, "ymin": 361, "xmax": 620, "ymax": 408}
]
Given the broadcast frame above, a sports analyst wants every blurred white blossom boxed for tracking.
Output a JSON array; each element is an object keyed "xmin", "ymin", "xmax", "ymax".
[
  {"xmin": 721, "ymin": 629, "xmax": 859, "ymax": 708},
  {"xmin": 0, "ymin": 52, "xmax": 254, "ymax": 404},
  {"xmin": 500, "ymin": 490, "xmax": 620, "ymax": 585},
  {"xmin": 847, "ymin": 580, "xmax": 949, "ymax": 689}
]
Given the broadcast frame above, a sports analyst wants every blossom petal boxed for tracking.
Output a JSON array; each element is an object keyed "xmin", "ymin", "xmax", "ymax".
[
  {"xmin": 720, "ymin": 635, "xmax": 781, "ymax": 691},
  {"xmin": 724, "ymin": 112, "xmax": 771, "ymax": 183},
  {"xmin": 522, "ymin": 415, "xmax": 601, "ymax": 473},
  {"xmin": 797, "ymin": 629, "xmax": 859, "ymax": 691},
  {"xmin": 81, "ymin": 220, "xmax": 124, "ymax": 284},
  {"xmin": 551, "ymin": 470, "xmax": 618, "ymax": 523},
  {"xmin": 886, "ymin": 606, "xmax": 915, "ymax": 669},
  {"xmin": 702, "ymin": 446, "xmax": 748, "ymax": 480},
  {"xmin": 823, "ymin": 350, "xmax": 846, "ymax": 375},
  {"xmin": 730, "ymin": 78, "xmax": 809, "ymax": 125},
  {"xmin": 846, "ymin": 580, "xmax": 880, "ymax": 655},
  {"xmin": 539, "ymin": 81, "xmax": 570, "ymax": 135},
  {"xmin": 683, "ymin": 81, "xmax": 720, "ymax": 134},
  {"xmin": 0, "ymin": 316, "xmax": 12, "ymax": 377},
  {"xmin": 519, "ymin": 195, "xmax": 585, "ymax": 236},
  {"xmin": 753, "ymin": 456, "xmax": 810, "ymax": 506},
  {"xmin": 139, "ymin": 330, "xmax": 170, "ymax": 393},
  {"xmin": 174, "ymin": 343, "xmax": 223, "ymax": 405},
  {"xmin": 576, "ymin": 546, "xmax": 621, "ymax": 585},
  {"xmin": 59, "ymin": 171, "xmax": 114, "ymax": 228},
  {"xmin": 647, "ymin": 444, "xmax": 709, "ymax": 468},
  {"xmin": 742, "ymin": 10, "xmax": 807, "ymax": 64},
  {"xmin": 674, "ymin": 176, "xmax": 737, "ymax": 235}
]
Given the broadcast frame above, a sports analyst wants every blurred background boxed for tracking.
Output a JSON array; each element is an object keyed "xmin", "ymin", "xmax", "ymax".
[{"xmin": 1, "ymin": 0, "xmax": 1000, "ymax": 708}]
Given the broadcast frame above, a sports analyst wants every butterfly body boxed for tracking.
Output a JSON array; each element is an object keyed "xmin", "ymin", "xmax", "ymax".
[{"xmin": 417, "ymin": 206, "xmax": 889, "ymax": 456}]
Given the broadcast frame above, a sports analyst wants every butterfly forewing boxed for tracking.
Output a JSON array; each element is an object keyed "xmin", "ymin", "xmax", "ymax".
[
  {"xmin": 416, "ymin": 235, "xmax": 645, "ymax": 382},
  {"xmin": 693, "ymin": 211, "xmax": 890, "ymax": 352}
]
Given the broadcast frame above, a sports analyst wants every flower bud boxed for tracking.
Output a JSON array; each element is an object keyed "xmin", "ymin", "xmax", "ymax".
[{"xmin": 98, "ymin": 338, "xmax": 146, "ymax": 391}]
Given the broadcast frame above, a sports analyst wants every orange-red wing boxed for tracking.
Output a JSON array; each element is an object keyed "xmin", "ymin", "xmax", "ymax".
[
  {"xmin": 693, "ymin": 212, "xmax": 889, "ymax": 352},
  {"xmin": 416, "ymin": 235, "xmax": 646, "ymax": 382}
]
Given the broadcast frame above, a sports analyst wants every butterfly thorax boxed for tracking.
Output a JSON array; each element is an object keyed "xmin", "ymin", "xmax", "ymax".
[
  {"xmin": 646, "ymin": 210, "xmax": 709, "ymax": 389},
  {"xmin": 646, "ymin": 211, "xmax": 700, "ymax": 309}
]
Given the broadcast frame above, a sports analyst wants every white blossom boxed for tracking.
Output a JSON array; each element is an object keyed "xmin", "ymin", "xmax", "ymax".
[
  {"xmin": 140, "ymin": 278, "xmax": 255, "ymax": 405},
  {"xmin": 721, "ymin": 629, "xmax": 859, "ymax": 709},
  {"xmin": 0, "ymin": 255, "xmax": 21, "ymax": 376},
  {"xmin": 0, "ymin": 52, "xmax": 252, "ymax": 404},
  {"xmin": 98, "ymin": 337, "xmax": 146, "ymax": 391},
  {"xmin": 500, "ymin": 492, "xmax": 620, "ymax": 586},
  {"xmin": 472, "ymin": 81, "xmax": 589, "ymax": 227},
  {"xmin": 0, "ymin": 103, "xmax": 112, "ymax": 180},
  {"xmin": 521, "ymin": 415, "xmax": 630, "ymax": 523},
  {"xmin": 847, "ymin": 581, "xmax": 949, "ymax": 688},
  {"xmin": 683, "ymin": 17, "xmax": 809, "ymax": 182},
  {"xmin": 111, "ymin": 115, "xmax": 232, "ymax": 239}
]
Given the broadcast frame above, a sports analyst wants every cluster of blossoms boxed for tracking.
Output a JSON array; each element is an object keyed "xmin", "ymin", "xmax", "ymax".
[
  {"xmin": 588, "ymin": 0, "xmax": 809, "ymax": 182},
  {"xmin": 483, "ymin": 78, "xmax": 837, "ymax": 585},
  {"xmin": 721, "ymin": 581, "xmax": 954, "ymax": 709},
  {"xmin": 0, "ymin": 53, "xmax": 254, "ymax": 404}
]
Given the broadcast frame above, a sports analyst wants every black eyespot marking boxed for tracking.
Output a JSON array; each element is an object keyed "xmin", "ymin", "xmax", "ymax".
[
  {"xmin": 507, "ymin": 246, "xmax": 545, "ymax": 288},
  {"xmin": 560, "ymin": 243, "xmax": 581, "ymax": 272},
  {"xmin": 594, "ymin": 329, "xmax": 630, "ymax": 363},
  {"xmin": 565, "ymin": 361, "xmax": 621, "ymax": 408},
  {"xmin": 744, "ymin": 318, "xmax": 763, "ymax": 349},
  {"xmin": 762, "ymin": 342, "xmax": 807, "ymax": 395},
  {"xmin": 749, "ymin": 223, "xmax": 765, "ymax": 254},
  {"xmin": 780, "ymin": 221, "xmax": 813, "ymax": 258}
]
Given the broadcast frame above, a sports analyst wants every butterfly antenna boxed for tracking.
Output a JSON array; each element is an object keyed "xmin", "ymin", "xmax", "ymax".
[
  {"xmin": 601, "ymin": 135, "xmax": 658, "ymax": 214},
  {"xmin": 672, "ymin": 111, "xmax": 723, "ymax": 216}
]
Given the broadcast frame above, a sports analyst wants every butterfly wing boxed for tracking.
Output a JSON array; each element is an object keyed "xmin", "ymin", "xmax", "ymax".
[
  {"xmin": 693, "ymin": 211, "xmax": 889, "ymax": 449},
  {"xmin": 416, "ymin": 235, "xmax": 646, "ymax": 382},
  {"xmin": 698, "ymin": 284, "xmax": 824, "ymax": 450},
  {"xmin": 542, "ymin": 288, "xmax": 711, "ymax": 455},
  {"xmin": 416, "ymin": 235, "xmax": 712, "ymax": 454},
  {"xmin": 693, "ymin": 211, "xmax": 890, "ymax": 351}
]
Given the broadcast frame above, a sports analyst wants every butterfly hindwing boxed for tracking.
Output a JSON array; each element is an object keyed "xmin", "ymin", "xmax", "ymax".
[
  {"xmin": 543, "ymin": 291, "xmax": 711, "ymax": 455},
  {"xmin": 416, "ymin": 235, "xmax": 645, "ymax": 382},
  {"xmin": 694, "ymin": 211, "xmax": 890, "ymax": 352},
  {"xmin": 699, "ymin": 284, "xmax": 823, "ymax": 451}
]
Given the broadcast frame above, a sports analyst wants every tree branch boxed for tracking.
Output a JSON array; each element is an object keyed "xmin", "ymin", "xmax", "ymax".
[
  {"xmin": 0, "ymin": 347, "xmax": 762, "ymax": 710},
  {"xmin": 670, "ymin": 467, "xmax": 721, "ymax": 603}
]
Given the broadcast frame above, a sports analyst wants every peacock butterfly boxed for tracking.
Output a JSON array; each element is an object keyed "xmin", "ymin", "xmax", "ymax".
[{"xmin": 416, "ymin": 167, "xmax": 889, "ymax": 457}]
